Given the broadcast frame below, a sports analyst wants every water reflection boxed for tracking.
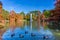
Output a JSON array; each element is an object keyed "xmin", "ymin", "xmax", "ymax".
[{"xmin": 1, "ymin": 21, "xmax": 55, "ymax": 40}]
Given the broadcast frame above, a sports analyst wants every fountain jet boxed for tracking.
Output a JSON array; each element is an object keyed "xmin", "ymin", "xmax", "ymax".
[{"xmin": 30, "ymin": 14, "xmax": 32, "ymax": 31}]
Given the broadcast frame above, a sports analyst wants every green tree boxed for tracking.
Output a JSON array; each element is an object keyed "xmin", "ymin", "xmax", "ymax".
[
  {"xmin": 19, "ymin": 12, "xmax": 25, "ymax": 16},
  {"xmin": 25, "ymin": 13, "xmax": 30, "ymax": 21},
  {"xmin": 2, "ymin": 9, "xmax": 9, "ymax": 20},
  {"xmin": 29, "ymin": 11, "xmax": 39, "ymax": 16},
  {"xmin": 19, "ymin": 12, "xmax": 25, "ymax": 19},
  {"xmin": 29, "ymin": 11, "xmax": 40, "ymax": 20},
  {"xmin": 44, "ymin": 10, "xmax": 51, "ymax": 18}
]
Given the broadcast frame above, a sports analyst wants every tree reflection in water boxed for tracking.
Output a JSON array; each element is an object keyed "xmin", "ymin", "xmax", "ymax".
[{"xmin": 2, "ymin": 21, "xmax": 55, "ymax": 40}]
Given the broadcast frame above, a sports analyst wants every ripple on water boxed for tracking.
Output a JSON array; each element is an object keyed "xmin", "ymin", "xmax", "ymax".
[{"xmin": 2, "ymin": 27, "xmax": 55, "ymax": 40}]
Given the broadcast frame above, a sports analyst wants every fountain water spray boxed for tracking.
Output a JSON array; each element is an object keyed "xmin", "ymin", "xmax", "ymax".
[{"xmin": 30, "ymin": 14, "xmax": 32, "ymax": 31}]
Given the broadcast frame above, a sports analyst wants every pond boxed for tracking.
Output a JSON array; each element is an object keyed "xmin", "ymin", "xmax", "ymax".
[{"xmin": 0, "ymin": 21, "xmax": 57, "ymax": 40}]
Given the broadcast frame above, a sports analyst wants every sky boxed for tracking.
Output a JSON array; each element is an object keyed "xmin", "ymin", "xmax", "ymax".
[{"xmin": 0, "ymin": 0, "xmax": 55, "ymax": 13}]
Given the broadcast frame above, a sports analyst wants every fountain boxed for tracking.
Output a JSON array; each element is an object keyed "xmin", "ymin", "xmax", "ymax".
[
  {"xmin": 30, "ymin": 14, "xmax": 32, "ymax": 31},
  {"xmin": 30, "ymin": 14, "xmax": 36, "ymax": 36}
]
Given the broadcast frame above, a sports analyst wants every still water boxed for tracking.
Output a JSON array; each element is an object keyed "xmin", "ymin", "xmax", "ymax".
[{"xmin": 1, "ymin": 21, "xmax": 56, "ymax": 40}]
